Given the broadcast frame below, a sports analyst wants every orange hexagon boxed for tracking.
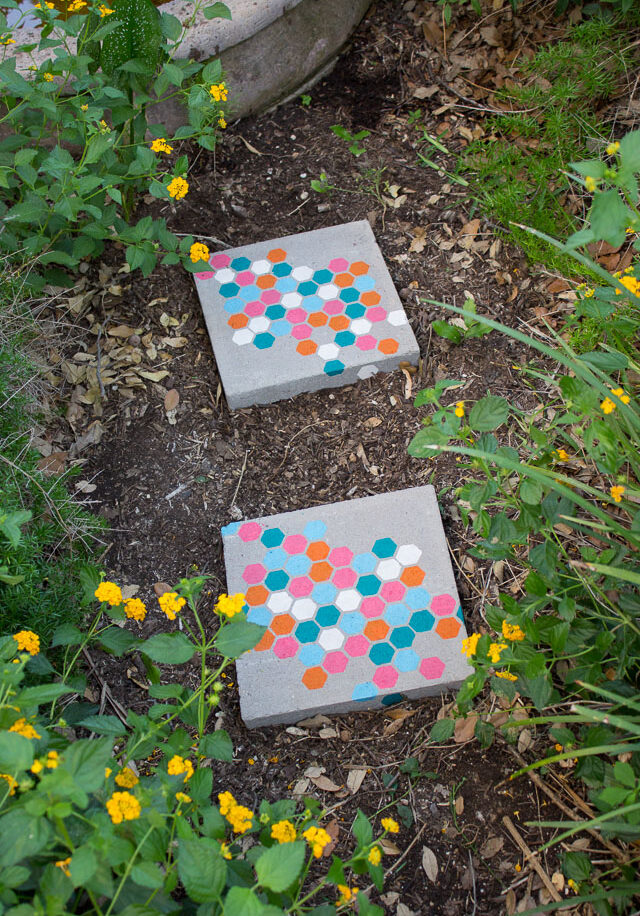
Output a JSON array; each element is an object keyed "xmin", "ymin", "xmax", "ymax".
[
  {"xmin": 267, "ymin": 248, "xmax": 287, "ymax": 263},
  {"xmin": 245, "ymin": 585, "xmax": 269, "ymax": 606},
  {"xmin": 302, "ymin": 666, "xmax": 327, "ymax": 690},
  {"xmin": 307, "ymin": 540, "xmax": 330, "ymax": 560},
  {"xmin": 350, "ymin": 261, "xmax": 369, "ymax": 275},
  {"xmin": 335, "ymin": 272, "xmax": 354, "ymax": 288},
  {"xmin": 329, "ymin": 315, "xmax": 349, "ymax": 331},
  {"xmin": 308, "ymin": 311, "xmax": 327, "ymax": 327},
  {"xmin": 310, "ymin": 561, "xmax": 333, "ymax": 582},
  {"xmin": 228, "ymin": 313, "xmax": 249, "ymax": 330},
  {"xmin": 361, "ymin": 291, "xmax": 381, "ymax": 306},
  {"xmin": 297, "ymin": 340, "xmax": 317, "ymax": 356},
  {"xmin": 254, "ymin": 630, "xmax": 275, "ymax": 652},
  {"xmin": 401, "ymin": 566, "xmax": 425, "ymax": 587},
  {"xmin": 271, "ymin": 614, "xmax": 295, "ymax": 635},
  {"xmin": 436, "ymin": 618, "xmax": 461, "ymax": 640},
  {"xmin": 378, "ymin": 338, "xmax": 399, "ymax": 355},
  {"xmin": 364, "ymin": 620, "xmax": 389, "ymax": 641},
  {"xmin": 257, "ymin": 274, "xmax": 277, "ymax": 289}
]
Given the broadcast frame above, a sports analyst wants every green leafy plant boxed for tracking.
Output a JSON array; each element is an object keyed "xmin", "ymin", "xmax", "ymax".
[
  {"xmin": 330, "ymin": 124, "xmax": 370, "ymax": 158},
  {"xmin": 431, "ymin": 295, "xmax": 493, "ymax": 344},
  {"xmin": 0, "ymin": 0, "xmax": 231, "ymax": 284}
]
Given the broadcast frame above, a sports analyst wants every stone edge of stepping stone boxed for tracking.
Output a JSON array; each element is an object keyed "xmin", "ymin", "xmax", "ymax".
[{"xmin": 222, "ymin": 486, "xmax": 473, "ymax": 728}]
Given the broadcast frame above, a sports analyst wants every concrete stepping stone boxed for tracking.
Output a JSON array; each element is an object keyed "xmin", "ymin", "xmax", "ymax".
[
  {"xmin": 222, "ymin": 486, "xmax": 472, "ymax": 728},
  {"xmin": 194, "ymin": 221, "xmax": 419, "ymax": 409}
]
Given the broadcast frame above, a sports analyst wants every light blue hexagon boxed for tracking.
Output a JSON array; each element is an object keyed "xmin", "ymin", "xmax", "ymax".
[
  {"xmin": 270, "ymin": 320, "xmax": 290, "ymax": 338},
  {"xmin": 238, "ymin": 284, "xmax": 261, "ymax": 302},
  {"xmin": 405, "ymin": 587, "xmax": 431, "ymax": 610},
  {"xmin": 304, "ymin": 520, "xmax": 327, "ymax": 540},
  {"xmin": 223, "ymin": 297, "xmax": 245, "ymax": 314},
  {"xmin": 353, "ymin": 681, "xmax": 378, "ymax": 701},
  {"xmin": 286, "ymin": 554, "xmax": 312, "ymax": 576},
  {"xmin": 304, "ymin": 294, "xmax": 323, "ymax": 310},
  {"xmin": 263, "ymin": 548, "xmax": 287, "ymax": 571},
  {"xmin": 247, "ymin": 606, "xmax": 271, "ymax": 626},
  {"xmin": 299, "ymin": 644, "xmax": 325, "ymax": 667},
  {"xmin": 383, "ymin": 603, "xmax": 411, "ymax": 627},
  {"xmin": 275, "ymin": 276, "xmax": 297, "ymax": 293},
  {"xmin": 353, "ymin": 274, "xmax": 375, "ymax": 292},
  {"xmin": 221, "ymin": 521, "xmax": 241, "ymax": 537},
  {"xmin": 341, "ymin": 612, "xmax": 366, "ymax": 635},
  {"xmin": 395, "ymin": 649, "xmax": 420, "ymax": 672},
  {"xmin": 352, "ymin": 552, "xmax": 377, "ymax": 575},
  {"xmin": 312, "ymin": 581, "xmax": 338, "ymax": 604}
]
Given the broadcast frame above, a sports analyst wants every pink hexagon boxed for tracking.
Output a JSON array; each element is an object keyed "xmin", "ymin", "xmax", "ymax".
[
  {"xmin": 323, "ymin": 651, "xmax": 348, "ymax": 674},
  {"xmin": 283, "ymin": 535, "xmax": 307, "ymax": 554},
  {"xmin": 260, "ymin": 289, "xmax": 281, "ymax": 305},
  {"xmin": 242, "ymin": 563, "xmax": 266, "ymax": 585},
  {"xmin": 332, "ymin": 567, "xmax": 357, "ymax": 589},
  {"xmin": 210, "ymin": 253, "xmax": 231, "ymax": 269},
  {"xmin": 329, "ymin": 547, "xmax": 353, "ymax": 567},
  {"xmin": 292, "ymin": 324, "xmax": 312, "ymax": 340},
  {"xmin": 373, "ymin": 665, "xmax": 398, "ymax": 689},
  {"xmin": 381, "ymin": 581, "xmax": 406, "ymax": 602},
  {"xmin": 366, "ymin": 307, "xmax": 386, "ymax": 322},
  {"xmin": 196, "ymin": 271, "xmax": 214, "ymax": 280},
  {"xmin": 245, "ymin": 300, "xmax": 265, "ymax": 317},
  {"xmin": 323, "ymin": 300, "xmax": 344, "ymax": 315},
  {"xmin": 355, "ymin": 335, "xmax": 377, "ymax": 351},
  {"xmin": 273, "ymin": 636, "xmax": 299, "ymax": 659},
  {"xmin": 238, "ymin": 522, "xmax": 262, "ymax": 542},
  {"xmin": 329, "ymin": 257, "xmax": 349, "ymax": 272},
  {"xmin": 345, "ymin": 635, "xmax": 369, "ymax": 657},
  {"xmin": 361, "ymin": 596, "xmax": 385, "ymax": 618},
  {"xmin": 236, "ymin": 270, "xmax": 256, "ymax": 286},
  {"xmin": 420, "ymin": 657, "xmax": 445, "ymax": 680},
  {"xmin": 289, "ymin": 576, "xmax": 313, "ymax": 598},
  {"xmin": 288, "ymin": 308, "xmax": 307, "ymax": 324},
  {"xmin": 431, "ymin": 594, "xmax": 457, "ymax": 617}
]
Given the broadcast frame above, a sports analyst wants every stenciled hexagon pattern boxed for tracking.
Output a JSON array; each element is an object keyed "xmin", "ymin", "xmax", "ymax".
[
  {"xmin": 197, "ymin": 246, "xmax": 406, "ymax": 378},
  {"xmin": 224, "ymin": 518, "xmax": 462, "ymax": 703}
]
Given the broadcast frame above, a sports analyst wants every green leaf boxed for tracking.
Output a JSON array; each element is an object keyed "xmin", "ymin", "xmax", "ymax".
[
  {"xmin": 255, "ymin": 841, "xmax": 305, "ymax": 892},
  {"xmin": 69, "ymin": 846, "xmax": 97, "ymax": 886},
  {"xmin": 215, "ymin": 620, "xmax": 265, "ymax": 658},
  {"xmin": 589, "ymin": 190, "xmax": 634, "ymax": 248},
  {"xmin": 100, "ymin": 0, "xmax": 162, "ymax": 75},
  {"xmin": 0, "ymin": 810, "xmax": 51, "ymax": 867},
  {"xmin": 619, "ymin": 129, "xmax": 640, "ymax": 171},
  {"xmin": 176, "ymin": 837, "xmax": 226, "ymax": 903},
  {"xmin": 430, "ymin": 718, "xmax": 455, "ymax": 742},
  {"xmin": 62, "ymin": 737, "xmax": 112, "ymax": 793},
  {"xmin": 613, "ymin": 761, "xmax": 636, "ymax": 789},
  {"xmin": 97, "ymin": 627, "xmax": 139, "ymax": 656},
  {"xmin": 431, "ymin": 320, "xmax": 462, "ymax": 343},
  {"xmin": 524, "ymin": 674, "xmax": 552, "ymax": 710},
  {"xmin": 562, "ymin": 850, "xmax": 592, "ymax": 882},
  {"xmin": 352, "ymin": 810, "xmax": 373, "ymax": 847},
  {"xmin": 474, "ymin": 719, "xmax": 495, "ymax": 748},
  {"xmin": 0, "ymin": 510, "xmax": 31, "ymax": 547},
  {"xmin": 148, "ymin": 684, "xmax": 184, "ymax": 700},
  {"xmin": 520, "ymin": 479, "xmax": 542, "ymax": 505},
  {"xmin": 223, "ymin": 887, "xmax": 282, "ymax": 916},
  {"xmin": 20, "ymin": 683, "xmax": 72, "ymax": 706},
  {"xmin": 356, "ymin": 894, "xmax": 385, "ymax": 916},
  {"xmin": 77, "ymin": 715, "xmax": 127, "ymax": 736},
  {"xmin": 203, "ymin": 2, "xmax": 232, "ymax": 19},
  {"xmin": 0, "ymin": 733, "xmax": 33, "ymax": 772},
  {"xmin": 198, "ymin": 729, "xmax": 233, "ymax": 762},
  {"xmin": 130, "ymin": 860, "xmax": 164, "ymax": 889},
  {"xmin": 468, "ymin": 395, "xmax": 509, "ymax": 431},
  {"xmin": 138, "ymin": 632, "xmax": 195, "ymax": 664}
]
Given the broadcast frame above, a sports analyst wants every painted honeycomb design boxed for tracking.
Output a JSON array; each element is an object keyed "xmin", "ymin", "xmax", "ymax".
[
  {"xmin": 222, "ymin": 519, "xmax": 463, "ymax": 703},
  {"xmin": 196, "ymin": 249, "xmax": 407, "ymax": 377}
]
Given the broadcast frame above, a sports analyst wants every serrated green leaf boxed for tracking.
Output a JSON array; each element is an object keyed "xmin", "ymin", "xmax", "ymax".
[
  {"xmin": 430, "ymin": 718, "xmax": 455, "ymax": 742},
  {"xmin": 176, "ymin": 837, "xmax": 226, "ymax": 903},
  {"xmin": 468, "ymin": 395, "xmax": 509, "ymax": 431},
  {"xmin": 255, "ymin": 841, "xmax": 305, "ymax": 892},
  {"xmin": 138, "ymin": 632, "xmax": 195, "ymax": 664},
  {"xmin": 198, "ymin": 729, "xmax": 233, "ymax": 762},
  {"xmin": 215, "ymin": 620, "xmax": 265, "ymax": 658}
]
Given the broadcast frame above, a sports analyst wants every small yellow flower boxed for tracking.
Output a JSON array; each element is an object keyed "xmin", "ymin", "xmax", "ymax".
[
  {"xmin": 218, "ymin": 115, "xmax": 227, "ymax": 129},
  {"xmin": 95, "ymin": 581, "xmax": 123, "ymax": 606},
  {"xmin": 46, "ymin": 750, "xmax": 59, "ymax": 769},
  {"xmin": 495, "ymin": 670, "xmax": 517, "ymax": 682},
  {"xmin": 368, "ymin": 845, "xmax": 382, "ymax": 865},
  {"xmin": 610, "ymin": 485, "xmax": 625, "ymax": 503},
  {"xmin": 80, "ymin": 103, "xmax": 89, "ymax": 111},
  {"xmin": 227, "ymin": 803, "xmax": 253, "ymax": 834},
  {"xmin": 43, "ymin": 72, "xmax": 54, "ymax": 82},
  {"xmin": 606, "ymin": 141, "xmax": 620, "ymax": 155},
  {"xmin": 454, "ymin": 400, "xmax": 465, "ymax": 418},
  {"xmin": 568, "ymin": 878, "xmax": 579, "ymax": 893},
  {"xmin": 0, "ymin": 774, "xmax": 17, "ymax": 795},
  {"xmin": 337, "ymin": 884, "xmax": 359, "ymax": 905},
  {"xmin": 218, "ymin": 791, "xmax": 236, "ymax": 816},
  {"xmin": 150, "ymin": 137, "xmax": 173, "ymax": 154},
  {"xmin": 105, "ymin": 767, "xmax": 112, "ymax": 779},
  {"xmin": 585, "ymin": 176, "xmax": 597, "ymax": 192},
  {"xmin": 0, "ymin": 35, "xmax": 15, "ymax": 45},
  {"xmin": 220, "ymin": 841, "xmax": 232, "ymax": 859},
  {"xmin": 106, "ymin": 791, "xmax": 141, "ymax": 824},
  {"xmin": 115, "ymin": 767, "xmax": 139, "ymax": 788},
  {"xmin": 12, "ymin": 630, "xmax": 40, "ymax": 656},
  {"xmin": 248, "ymin": 757, "xmax": 255, "ymax": 765},
  {"xmin": 10, "ymin": 718, "xmax": 41, "ymax": 740},
  {"xmin": 611, "ymin": 387, "xmax": 630, "ymax": 404},
  {"xmin": 99, "ymin": 119, "xmax": 110, "ymax": 134},
  {"xmin": 175, "ymin": 791, "xmax": 191, "ymax": 804},
  {"xmin": 215, "ymin": 593, "xmax": 246, "ymax": 618},
  {"xmin": 488, "ymin": 642, "xmax": 507, "ymax": 664},
  {"xmin": 55, "ymin": 857, "xmax": 72, "ymax": 877},
  {"xmin": 461, "ymin": 632, "xmax": 480, "ymax": 658},
  {"xmin": 98, "ymin": 4, "xmax": 114, "ymax": 15},
  {"xmin": 209, "ymin": 82, "xmax": 228, "ymax": 102},
  {"xmin": 167, "ymin": 755, "xmax": 194, "ymax": 782},
  {"xmin": 615, "ymin": 275, "xmax": 640, "ymax": 297},
  {"xmin": 554, "ymin": 448, "xmax": 570, "ymax": 462},
  {"xmin": 271, "ymin": 820, "xmax": 296, "ymax": 844},
  {"xmin": 515, "ymin": 863, "xmax": 521, "ymax": 873},
  {"xmin": 303, "ymin": 825, "xmax": 332, "ymax": 858},
  {"xmin": 158, "ymin": 591, "xmax": 186, "ymax": 621},
  {"xmin": 167, "ymin": 177, "xmax": 189, "ymax": 200},
  {"xmin": 68, "ymin": 0, "xmax": 87, "ymax": 11},
  {"xmin": 501, "ymin": 620, "xmax": 524, "ymax": 642},
  {"xmin": 124, "ymin": 598, "xmax": 147, "ymax": 621},
  {"xmin": 381, "ymin": 817, "xmax": 399, "ymax": 833},
  {"xmin": 600, "ymin": 397, "xmax": 616, "ymax": 414},
  {"xmin": 554, "ymin": 743, "xmax": 563, "ymax": 752},
  {"xmin": 31, "ymin": 759, "xmax": 44, "ymax": 775},
  {"xmin": 189, "ymin": 242, "xmax": 210, "ymax": 264},
  {"xmin": 583, "ymin": 287, "xmax": 595, "ymax": 298}
]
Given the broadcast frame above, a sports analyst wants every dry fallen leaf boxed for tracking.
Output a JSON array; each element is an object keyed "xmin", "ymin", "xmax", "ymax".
[
  {"xmin": 160, "ymin": 336, "xmax": 188, "ymax": 349},
  {"xmin": 108, "ymin": 324, "xmax": 137, "ymax": 338},
  {"xmin": 480, "ymin": 836, "xmax": 504, "ymax": 859},
  {"xmin": 75, "ymin": 480, "xmax": 97, "ymax": 494},
  {"xmin": 421, "ymin": 846, "xmax": 438, "ymax": 883},
  {"xmin": 310, "ymin": 775, "xmax": 342, "ymax": 793},
  {"xmin": 454, "ymin": 715, "xmax": 477, "ymax": 743},
  {"xmin": 153, "ymin": 582, "xmax": 172, "ymax": 597},
  {"xmin": 379, "ymin": 838, "xmax": 401, "ymax": 855},
  {"xmin": 363, "ymin": 416, "xmax": 382, "ymax": 429},
  {"xmin": 164, "ymin": 389, "xmax": 180, "ymax": 412},
  {"xmin": 323, "ymin": 818, "xmax": 340, "ymax": 857},
  {"xmin": 37, "ymin": 451, "xmax": 67, "ymax": 476},
  {"xmin": 346, "ymin": 768, "xmax": 367, "ymax": 794},
  {"xmin": 455, "ymin": 795, "xmax": 464, "ymax": 815},
  {"xmin": 518, "ymin": 728, "xmax": 534, "ymax": 753}
]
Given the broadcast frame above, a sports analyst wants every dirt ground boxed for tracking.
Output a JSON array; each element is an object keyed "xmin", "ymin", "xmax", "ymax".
[{"xmin": 36, "ymin": 1, "xmax": 610, "ymax": 912}]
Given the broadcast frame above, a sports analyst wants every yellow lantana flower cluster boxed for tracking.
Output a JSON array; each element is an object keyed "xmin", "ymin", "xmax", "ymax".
[
  {"xmin": 31, "ymin": 750, "xmax": 59, "ymax": 774},
  {"xmin": 381, "ymin": 817, "xmax": 400, "ymax": 833},
  {"xmin": 167, "ymin": 177, "xmax": 189, "ymax": 200},
  {"xmin": 601, "ymin": 387, "xmax": 631, "ymax": 414},
  {"xmin": 175, "ymin": 791, "xmax": 191, "ymax": 804},
  {"xmin": 368, "ymin": 845, "xmax": 382, "ymax": 865},
  {"xmin": 461, "ymin": 632, "xmax": 480, "ymax": 658},
  {"xmin": 271, "ymin": 819, "xmax": 296, "ymax": 843},
  {"xmin": 487, "ymin": 642, "xmax": 507, "ymax": 664},
  {"xmin": 610, "ymin": 485, "xmax": 625, "ymax": 503},
  {"xmin": 68, "ymin": 0, "xmax": 87, "ymax": 10},
  {"xmin": 0, "ymin": 34, "xmax": 15, "ymax": 45},
  {"xmin": 98, "ymin": 4, "xmax": 114, "ymax": 15},
  {"xmin": 302, "ymin": 825, "xmax": 332, "ymax": 858},
  {"xmin": 106, "ymin": 791, "xmax": 141, "ymax": 824},
  {"xmin": 615, "ymin": 275, "xmax": 639, "ymax": 297},
  {"xmin": 454, "ymin": 401, "xmax": 465, "ymax": 418},
  {"xmin": 125, "ymin": 598, "xmax": 147, "ymax": 621},
  {"xmin": 115, "ymin": 767, "xmax": 139, "ymax": 788},
  {"xmin": 189, "ymin": 242, "xmax": 210, "ymax": 263},
  {"xmin": 12, "ymin": 630, "xmax": 40, "ymax": 655},
  {"xmin": 337, "ymin": 885, "xmax": 359, "ymax": 905},
  {"xmin": 158, "ymin": 591, "xmax": 186, "ymax": 620},
  {"xmin": 209, "ymin": 82, "xmax": 228, "ymax": 102},
  {"xmin": 150, "ymin": 138, "xmax": 173, "ymax": 154},
  {"xmin": 55, "ymin": 857, "xmax": 72, "ymax": 877},
  {"xmin": 502, "ymin": 620, "xmax": 524, "ymax": 641},
  {"xmin": 218, "ymin": 791, "xmax": 253, "ymax": 834},
  {"xmin": 167, "ymin": 755, "xmax": 194, "ymax": 783},
  {"xmin": 95, "ymin": 582, "xmax": 123, "ymax": 606},
  {"xmin": 495, "ymin": 670, "xmax": 517, "ymax": 682},
  {"xmin": 215, "ymin": 593, "xmax": 246, "ymax": 618},
  {"xmin": 10, "ymin": 718, "xmax": 41, "ymax": 740},
  {"xmin": 0, "ymin": 773, "xmax": 17, "ymax": 795}
]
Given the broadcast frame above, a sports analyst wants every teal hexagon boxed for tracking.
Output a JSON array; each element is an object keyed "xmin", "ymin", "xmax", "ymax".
[
  {"xmin": 261, "ymin": 528, "xmax": 285, "ymax": 548},
  {"xmin": 369, "ymin": 642, "xmax": 394, "ymax": 665},
  {"xmin": 389, "ymin": 626, "xmax": 415, "ymax": 649},
  {"xmin": 356, "ymin": 575, "xmax": 381, "ymax": 596},
  {"xmin": 315, "ymin": 605, "xmax": 340, "ymax": 627},
  {"xmin": 265, "ymin": 570, "xmax": 289, "ymax": 591},
  {"xmin": 372, "ymin": 538, "xmax": 397, "ymax": 559},
  {"xmin": 296, "ymin": 621, "xmax": 320, "ymax": 643},
  {"xmin": 409, "ymin": 609, "xmax": 435, "ymax": 632}
]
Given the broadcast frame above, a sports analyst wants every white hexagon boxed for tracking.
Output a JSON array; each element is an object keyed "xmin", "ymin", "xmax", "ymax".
[
  {"xmin": 232, "ymin": 328, "xmax": 254, "ymax": 346},
  {"xmin": 387, "ymin": 309, "xmax": 408, "ymax": 326},
  {"xmin": 318, "ymin": 627, "xmax": 345, "ymax": 651},
  {"xmin": 358, "ymin": 365, "xmax": 379, "ymax": 380},
  {"xmin": 292, "ymin": 265, "xmax": 314, "ymax": 281},
  {"xmin": 335, "ymin": 589, "xmax": 361, "ymax": 612},
  {"xmin": 249, "ymin": 316, "xmax": 270, "ymax": 333},
  {"xmin": 318, "ymin": 283, "xmax": 339, "ymax": 300},
  {"xmin": 251, "ymin": 259, "xmax": 271, "ymax": 275},
  {"xmin": 317, "ymin": 343, "xmax": 340, "ymax": 361},
  {"xmin": 267, "ymin": 591, "xmax": 293, "ymax": 613},
  {"xmin": 377, "ymin": 558, "xmax": 402, "ymax": 581},
  {"xmin": 351, "ymin": 318, "xmax": 372, "ymax": 336},
  {"xmin": 282, "ymin": 292, "xmax": 303, "ymax": 309},
  {"xmin": 215, "ymin": 268, "xmax": 235, "ymax": 283},
  {"xmin": 291, "ymin": 598, "xmax": 317, "ymax": 621},
  {"xmin": 396, "ymin": 544, "xmax": 422, "ymax": 566}
]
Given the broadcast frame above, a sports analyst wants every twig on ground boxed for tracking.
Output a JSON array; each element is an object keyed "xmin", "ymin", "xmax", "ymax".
[
  {"xmin": 229, "ymin": 448, "xmax": 249, "ymax": 510},
  {"xmin": 502, "ymin": 814, "xmax": 562, "ymax": 903}
]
